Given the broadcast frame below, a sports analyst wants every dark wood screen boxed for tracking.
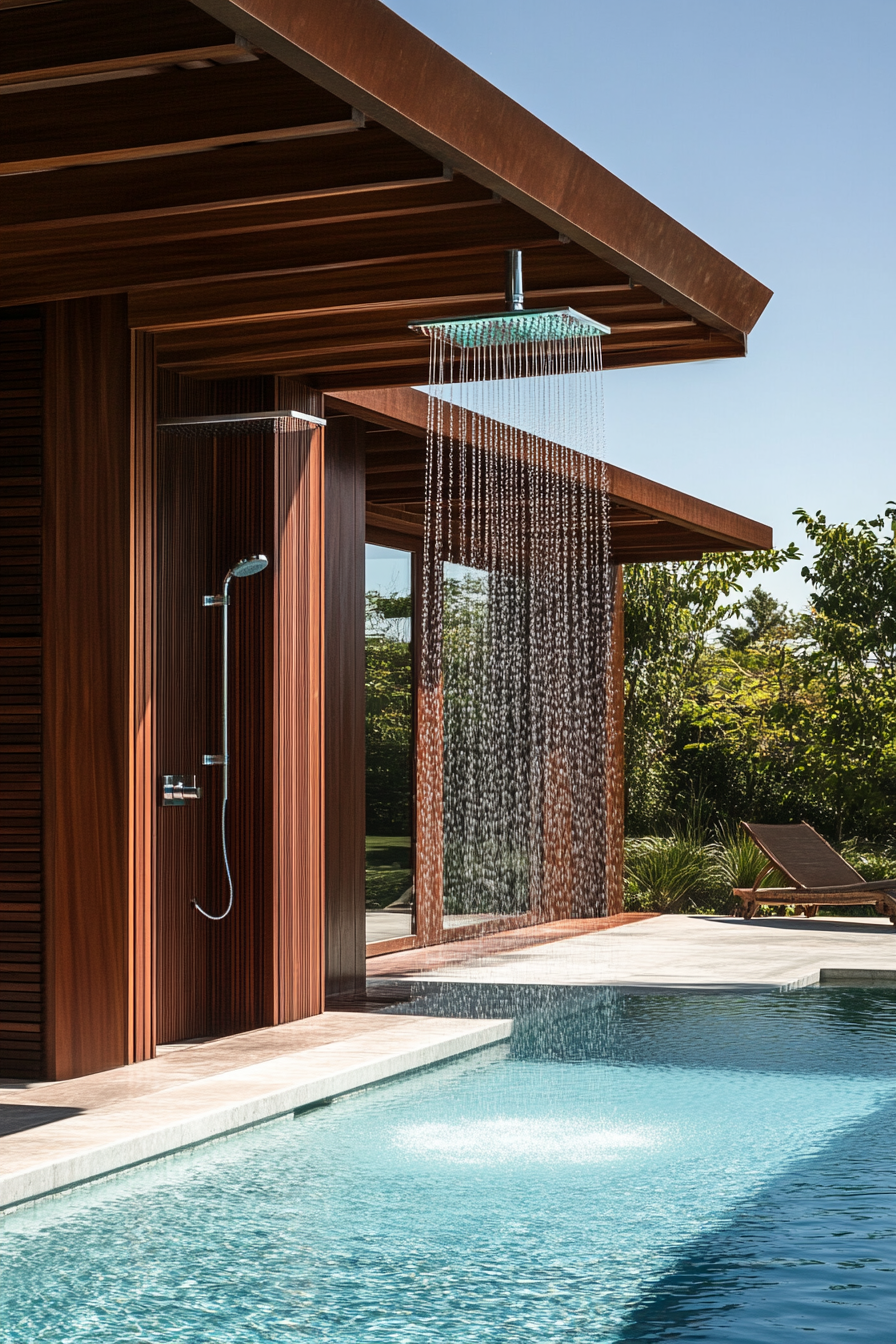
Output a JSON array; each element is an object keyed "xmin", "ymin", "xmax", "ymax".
[
  {"xmin": 155, "ymin": 373, "xmax": 327, "ymax": 1043},
  {"xmin": 0, "ymin": 309, "xmax": 42, "ymax": 1079},
  {"xmin": 156, "ymin": 373, "xmax": 275, "ymax": 1043}
]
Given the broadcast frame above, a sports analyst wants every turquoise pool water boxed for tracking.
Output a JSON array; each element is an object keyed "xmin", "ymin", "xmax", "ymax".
[{"xmin": 1, "ymin": 987, "xmax": 894, "ymax": 1342}]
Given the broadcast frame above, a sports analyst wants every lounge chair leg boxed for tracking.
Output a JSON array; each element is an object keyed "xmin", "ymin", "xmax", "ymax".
[
  {"xmin": 803, "ymin": 905, "xmax": 818, "ymax": 918},
  {"xmin": 742, "ymin": 901, "xmax": 756, "ymax": 921}
]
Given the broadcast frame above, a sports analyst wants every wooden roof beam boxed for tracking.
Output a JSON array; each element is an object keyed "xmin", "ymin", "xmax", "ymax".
[
  {"xmin": 0, "ymin": 0, "xmax": 250, "ymax": 86},
  {"xmin": 3, "ymin": 209, "xmax": 560, "ymax": 305},
  {"xmin": 192, "ymin": 0, "xmax": 772, "ymax": 339},
  {"xmin": 0, "ymin": 42, "xmax": 257, "ymax": 95},
  {"xmin": 1, "ymin": 179, "xmax": 493, "ymax": 260},
  {"xmin": 130, "ymin": 258, "xmax": 632, "ymax": 332},
  {"xmin": 0, "ymin": 126, "xmax": 446, "ymax": 229},
  {"xmin": 0, "ymin": 57, "xmax": 360, "ymax": 175}
]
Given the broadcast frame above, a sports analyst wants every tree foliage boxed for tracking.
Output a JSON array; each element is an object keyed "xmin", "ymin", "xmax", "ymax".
[
  {"xmin": 365, "ymin": 590, "xmax": 412, "ymax": 834},
  {"xmin": 625, "ymin": 506, "xmax": 896, "ymax": 844}
]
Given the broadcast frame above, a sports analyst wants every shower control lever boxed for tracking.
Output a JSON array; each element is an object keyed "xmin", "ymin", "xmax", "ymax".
[
  {"xmin": 202, "ymin": 753, "xmax": 227, "ymax": 766},
  {"xmin": 203, "ymin": 593, "xmax": 229, "ymax": 607},
  {"xmin": 161, "ymin": 774, "xmax": 202, "ymax": 807}
]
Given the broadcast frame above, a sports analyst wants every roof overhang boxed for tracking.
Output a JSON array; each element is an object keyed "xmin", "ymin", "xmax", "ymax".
[
  {"xmin": 193, "ymin": 0, "xmax": 771, "ymax": 340},
  {"xmin": 326, "ymin": 386, "xmax": 772, "ymax": 562}
]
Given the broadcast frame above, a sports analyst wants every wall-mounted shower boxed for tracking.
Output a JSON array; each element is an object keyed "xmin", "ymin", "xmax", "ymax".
[{"xmin": 195, "ymin": 554, "xmax": 269, "ymax": 921}]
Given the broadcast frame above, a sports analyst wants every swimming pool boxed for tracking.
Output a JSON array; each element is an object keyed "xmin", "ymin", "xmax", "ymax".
[{"xmin": 1, "ymin": 986, "xmax": 894, "ymax": 1341}]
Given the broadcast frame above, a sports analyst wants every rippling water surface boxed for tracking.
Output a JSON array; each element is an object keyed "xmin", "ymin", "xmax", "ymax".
[{"xmin": 1, "ymin": 986, "xmax": 894, "ymax": 1342}]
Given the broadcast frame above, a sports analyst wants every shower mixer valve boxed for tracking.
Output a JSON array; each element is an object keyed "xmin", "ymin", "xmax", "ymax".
[{"xmin": 161, "ymin": 774, "xmax": 202, "ymax": 806}]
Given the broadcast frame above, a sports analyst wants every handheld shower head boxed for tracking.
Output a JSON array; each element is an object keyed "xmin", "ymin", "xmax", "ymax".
[{"xmin": 229, "ymin": 554, "xmax": 268, "ymax": 580}]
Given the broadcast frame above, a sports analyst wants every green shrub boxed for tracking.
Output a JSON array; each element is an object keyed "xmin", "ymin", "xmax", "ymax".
[
  {"xmin": 704, "ymin": 827, "xmax": 786, "ymax": 912},
  {"xmin": 624, "ymin": 830, "xmax": 895, "ymax": 917},
  {"xmin": 839, "ymin": 839, "xmax": 896, "ymax": 882},
  {"xmin": 624, "ymin": 834, "xmax": 715, "ymax": 912}
]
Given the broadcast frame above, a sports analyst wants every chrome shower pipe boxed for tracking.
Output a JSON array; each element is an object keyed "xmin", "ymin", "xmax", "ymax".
[
  {"xmin": 195, "ymin": 554, "xmax": 268, "ymax": 921},
  {"xmin": 505, "ymin": 248, "xmax": 525, "ymax": 312}
]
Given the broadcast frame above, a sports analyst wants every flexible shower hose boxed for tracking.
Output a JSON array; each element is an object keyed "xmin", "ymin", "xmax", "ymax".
[{"xmin": 192, "ymin": 798, "xmax": 235, "ymax": 921}]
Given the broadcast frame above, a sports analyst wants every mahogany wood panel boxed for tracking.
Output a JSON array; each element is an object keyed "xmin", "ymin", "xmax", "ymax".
[
  {"xmin": 0, "ymin": 58, "xmax": 356, "ymax": 176},
  {"xmin": 129, "ymin": 329, "xmax": 156, "ymax": 1063},
  {"xmin": 191, "ymin": 0, "xmax": 770, "ymax": 337},
  {"xmin": 322, "ymin": 415, "xmax": 366, "ymax": 996},
  {"xmin": 0, "ymin": 0, "xmax": 237, "ymax": 75},
  {"xmin": 42, "ymin": 296, "xmax": 131, "ymax": 1080},
  {"xmin": 0, "ymin": 310, "xmax": 42, "ymax": 1079},
  {"xmin": 271, "ymin": 378, "xmax": 326, "ymax": 1020},
  {"xmin": 156, "ymin": 373, "xmax": 274, "ymax": 1044},
  {"xmin": 156, "ymin": 373, "xmax": 327, "ymax": 1040}
]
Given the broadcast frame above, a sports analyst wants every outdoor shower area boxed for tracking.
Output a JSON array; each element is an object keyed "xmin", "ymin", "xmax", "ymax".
[{"xmin": 0, "ymin": 0, "xmax": 777, "ymax": 1083}]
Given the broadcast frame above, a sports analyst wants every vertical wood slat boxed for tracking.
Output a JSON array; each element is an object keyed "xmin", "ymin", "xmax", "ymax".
[
  {"xmin": 42, "ymin": 297, "xmax": 131, "ymax": 1080},
  {"xmin": 0, "ymin": 311, "xmax": 43, "ymax": 1079},
  {"xmin": 322, "ymin": 415, "xmax": 366, "ymax": 997},
  {"xmin": 129, "ymin": 329, "xmax": 156, "ymax": 1063},
  {"xmin": 273, "ymin": 379, "xmax": 326, "ymax": 1020},
  {"xmin": 605, "ymin": 565, "xmax": 625, "ymax": 915}
]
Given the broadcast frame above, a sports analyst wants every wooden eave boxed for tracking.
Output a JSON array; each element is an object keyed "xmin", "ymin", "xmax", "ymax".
[
  {"xmin": 0, "ymin": 0, "xmax": 771, "ymax": 390},
  {"xmin": 327, "ymin": 387, "xmax": 773, "ymax": 563}
]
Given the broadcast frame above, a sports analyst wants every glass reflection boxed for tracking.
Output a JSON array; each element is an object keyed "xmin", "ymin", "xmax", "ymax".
[{"xmin": 365, "ymin": 544, "xmax": 414, "ymax": 943}]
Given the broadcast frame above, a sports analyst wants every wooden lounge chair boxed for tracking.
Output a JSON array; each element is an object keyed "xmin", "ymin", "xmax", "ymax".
[{"xmin": 734, "ymin": 822, "xmax": 896, "ymax": 923}]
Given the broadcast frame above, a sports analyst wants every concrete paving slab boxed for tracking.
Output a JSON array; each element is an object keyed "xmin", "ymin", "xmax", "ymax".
[{"xmin": 369, "ymin": 914, "xmax": 896, "ymax": 991}]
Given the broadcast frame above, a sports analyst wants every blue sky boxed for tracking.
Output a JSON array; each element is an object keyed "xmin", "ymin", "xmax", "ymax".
[{"xmin": 386, "ymin": 0, "xmax": 896, "ymax": 609}]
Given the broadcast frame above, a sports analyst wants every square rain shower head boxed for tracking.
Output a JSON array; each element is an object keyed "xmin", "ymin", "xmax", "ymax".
[
  {"xmin": 157, "ymin": 409, "xmax": 326, "ymax": 437},
  {"xmin": 408, "ymin": 308, "xmax": 611, "ymax": 349}
]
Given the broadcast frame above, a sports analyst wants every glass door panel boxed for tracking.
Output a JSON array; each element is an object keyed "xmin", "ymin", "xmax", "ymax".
[{"xmin": 365, "ymin": 544, "xmax": 414, "ymax": 943}]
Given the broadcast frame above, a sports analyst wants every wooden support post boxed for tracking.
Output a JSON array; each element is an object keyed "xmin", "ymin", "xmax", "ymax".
[
  {"xmin": 271, "ymin": 382, "xmax": 326, "ymax": 1020},
  {"xmin": 322, "ymin": 415, "xmax": 366, "ymax": 998},
  {"xmin": 605, "ymin": 564, "xmax": 625, "ymax": 916},
  {"xmin": 43, "ymin": 297, "xmax": 131, "ymax": 1079}
]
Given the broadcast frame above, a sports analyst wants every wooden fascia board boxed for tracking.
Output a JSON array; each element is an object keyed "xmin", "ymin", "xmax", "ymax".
[
  {"xmin": 191, "ymin": 0, "xmax": 772, "ymax": 340},
  {"xmin": 326, "ymin": 386, "xmax": 772, "ymax": 551}
]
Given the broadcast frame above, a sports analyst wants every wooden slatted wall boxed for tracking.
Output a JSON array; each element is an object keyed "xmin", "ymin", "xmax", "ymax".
[{"xmin": 0, "ymin": 309, "xmax": 42, "ymax": 1078}]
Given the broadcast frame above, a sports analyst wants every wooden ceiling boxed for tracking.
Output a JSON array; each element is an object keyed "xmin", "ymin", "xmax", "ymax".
[{"xmin": 1, "ymin": 0, "xmax": 773, "ymax": 391}]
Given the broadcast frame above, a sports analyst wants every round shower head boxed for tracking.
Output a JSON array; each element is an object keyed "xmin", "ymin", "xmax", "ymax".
[{"xmin": 230, "ymin": 554, "xmax": 268, "ymax": 579}]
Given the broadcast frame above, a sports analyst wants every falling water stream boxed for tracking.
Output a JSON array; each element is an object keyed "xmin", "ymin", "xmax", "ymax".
[{"xmin": 418, "ymin": 325, "xmax": 617, "ymax": 925}]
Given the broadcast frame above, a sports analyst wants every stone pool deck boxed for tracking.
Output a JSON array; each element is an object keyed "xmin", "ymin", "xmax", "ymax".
[
  {"xmin": 0, "ymin": 1013, "xmax": 510, "ymax": 1213},
  {"xmin": 367, "ymin": 913, "xmax": 896, "ymax": 991},
  {"xmin": 3, "ymin": 913, "xmax": 894, "ymax": 1214}
]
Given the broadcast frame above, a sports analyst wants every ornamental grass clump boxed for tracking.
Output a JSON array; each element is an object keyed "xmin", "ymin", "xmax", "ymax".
[
  {"xmin": 624, "ymin": 834, "xmax": 715, "ymax": 913},
  {"xmin": 705, "ymin": 826, "xmax": 786, "ymax": 911}
]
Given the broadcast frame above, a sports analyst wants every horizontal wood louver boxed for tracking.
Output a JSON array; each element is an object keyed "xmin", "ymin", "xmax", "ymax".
[{"xmin": 0, "ymin": 309, "xmax": 42, "ymax": 1079}]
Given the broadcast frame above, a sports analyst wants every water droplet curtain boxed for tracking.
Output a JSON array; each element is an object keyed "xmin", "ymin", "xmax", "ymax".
[{"xmin": 411, "ymin": 268, "xmax": 618, "ymax": 923}]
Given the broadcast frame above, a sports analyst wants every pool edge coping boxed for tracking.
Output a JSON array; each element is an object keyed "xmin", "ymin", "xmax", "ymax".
[{"xmin": 0, "ymin": 1016, "xmax": 512, "ymax": 1216}]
